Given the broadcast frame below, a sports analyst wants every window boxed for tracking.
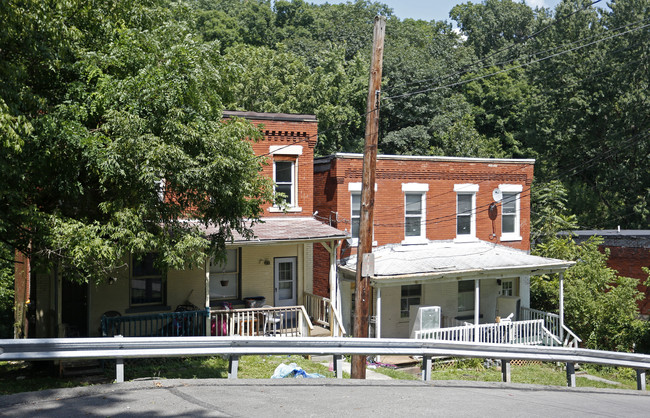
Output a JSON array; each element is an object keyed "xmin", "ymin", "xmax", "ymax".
[
  {"xmin": 454, "ymin": 184, "xmax": 478, "ymax": 240},
  {"xmin": 402, "ymin": 183, "xmax": 428, "ymax": 243},
  {"xmin": 131, "ymin": 253, "xmax": 165, "ymax": 305},
  {"xmin": 499, "ymin": 184, "xmax": 522, "ymax": 241},
  {"xmin": 405, "ymin": 193, "xmax": 424, "ymax": 238},
  {"xmin": 502, "ymin": 280, "xmax": 514, "ymax": 297},
  {"xmin": 351, "ymin": 192, "xmax": 361, "ymax": 239},
  {"xmin": 274, "ymin": 161, "xmax": 295, "ymax": 206},
  {"xmin": 401, "ymin": 284, "xmax": 421, "ymax": 318},
  {"xmin": 209, "ymin": 249, "xmax": 239, "ymax": 300},
  {"xmin": 458, "ymin": 280, "xmax": 475, "ymax": 313}
]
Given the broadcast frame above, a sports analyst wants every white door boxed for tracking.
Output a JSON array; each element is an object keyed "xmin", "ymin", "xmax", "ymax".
[{"xmin": 274, "ymin": 257, "xmax": 297, "ymax": 307}]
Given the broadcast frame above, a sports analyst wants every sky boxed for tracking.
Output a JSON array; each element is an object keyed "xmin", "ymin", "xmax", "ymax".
[{"xmin": 306, "ymin": 0, "xmax": 564, "ymax": 22}]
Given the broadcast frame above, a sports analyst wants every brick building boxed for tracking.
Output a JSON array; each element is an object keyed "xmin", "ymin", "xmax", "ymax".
[
  {"xmin": 313, "ymin": 153, "xmax": 574, "ymax": 338},
  {"xmin": 569, "ymin": 230, "xmax": 650, "ymax": 317}
]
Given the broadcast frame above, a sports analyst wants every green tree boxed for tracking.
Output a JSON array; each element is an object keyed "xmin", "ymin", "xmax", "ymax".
[{"xmin": 0, "ymin": 0, "xmax": 273, "ymax": 283}]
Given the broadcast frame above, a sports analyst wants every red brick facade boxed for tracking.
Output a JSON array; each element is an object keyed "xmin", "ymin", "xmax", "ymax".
[
  {"xmin": 313, "ymin": 154, "xmax": 535, "ymax": 297},
  {"xmin": 224, "ymin": 111, "xmax": 318, "ymax": 218}
]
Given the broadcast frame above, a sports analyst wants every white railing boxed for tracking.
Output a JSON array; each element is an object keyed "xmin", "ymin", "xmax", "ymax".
[
  {"xmin": 2, "ymin": 336, "xmax": 649, "ymax": 389},
  {"xmin": 520, "ymin": 307, "xmax": 582, "ymax": 347},
  {"xmin": 303, "ymin": 292, "xmax": 346, "ymax": 336},
  {"xmin": 210, "ymin": 306, "xmax": 313, "ymax": 337},
  {"xmin": 415, "ymin": 319, "xmax": 562, "ymax": 346}
]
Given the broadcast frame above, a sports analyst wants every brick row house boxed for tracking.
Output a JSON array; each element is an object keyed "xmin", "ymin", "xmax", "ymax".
[
  {"xmin": 29, "ymin": 111, "xmax": 346, "ymax": 339},
  {"xmin": 313, "ymin": 153, "xmax": 576, "ymax": 344},
  {"xmin": 24, "ymin": 111, "xmax": 575, "ymax": 345}
]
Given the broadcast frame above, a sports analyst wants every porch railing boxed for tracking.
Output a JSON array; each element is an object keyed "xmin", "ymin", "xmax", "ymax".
[
  {"xmin": 209, "ymin": 306, "xmax": 314, "ymax": 337},
  {"xmin": 414, "ymin": 319, "xmax": 562, "ymax": 346},
  {"xmin": 101, "ymin": 310, "xmax": 208, "ymax": 337},
  {"xmin": 303, "ymin": 292, "xmax": 346, "ymax": 336},
  {"xmin": 520, "ymin": 307, "xmax": 581, "ymax": 347}
]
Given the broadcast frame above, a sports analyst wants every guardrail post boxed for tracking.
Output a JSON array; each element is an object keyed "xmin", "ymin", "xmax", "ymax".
[
  {"xmin": 228, "ymin": 355, "xmax": 239, "ymax": 379},
  {"xmin": 566, "ymin": 362, "xmax": 576, "ymax": 388},
  {"xmin": 636, "ymin": 369, "xmax": 646, "ymax": 391},
  {"xmin": 501, "ymin": 360, "xmax": 511, "ymax": 383},
  {"xmin": 114, "ymin": 335, "xmax": 124, "ymax": 383},
  {"xmin": 421, "ymin": 355, "xmax": 432, "ymax": 381},
  {"xmin": 116, "ymin": 358, "xmax": 124, "ymax": 383},
  {"xmin": 333, "ymin": 355, "xmax": 343, "ymax": 379}
]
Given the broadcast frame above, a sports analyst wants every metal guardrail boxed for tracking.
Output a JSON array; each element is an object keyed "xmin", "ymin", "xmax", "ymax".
[{"xmin": 1, "ymin": 337, "xmax": 648, "ymax": 390}]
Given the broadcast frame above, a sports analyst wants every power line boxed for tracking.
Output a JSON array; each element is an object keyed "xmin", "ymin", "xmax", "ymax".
[{"xmin": 383, "ymin": 20, "xmax": 650, "ymax": 101}]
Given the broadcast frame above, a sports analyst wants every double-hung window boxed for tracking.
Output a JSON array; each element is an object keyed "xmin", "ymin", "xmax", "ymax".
[
  {"xmin": 457, "ymin": 280, "xmax": 475, "ymax": 313},
  {"xmin": 454, "ymin": 184, "xmax": 478, "ymax": 241},
  {"xmin": 131, "ymin": 253, "xmax": 165, "ymax": 306},
  {"xmin": 401, "ymin": 284, "xmax": 421, "ymax": 318},
  {"xmin": 402, "ymin": 183, "xmax": 428, "ymax": 243},
  {"xmin": 499, "ymin": 184, "xmax": 522, "ymax": 241},
  {"xmin": 209, "ymin": 248, "xmax": 239, "ymax": 300},
  {"xmin": 274, "ymin": 160, "xmax": 295, "ymax": 207},
  {"xmin": 351, "ymin": 192, "xmax": 361, "ymax": 240},
  {"xmin": 269, "ymin": 145, "xmax": 303, "ymax": 213}
]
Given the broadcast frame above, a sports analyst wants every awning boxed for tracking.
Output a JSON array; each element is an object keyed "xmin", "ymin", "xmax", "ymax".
[{"xmin": 338, "ymin": 240, "xmax": 574, "ymax": 287}]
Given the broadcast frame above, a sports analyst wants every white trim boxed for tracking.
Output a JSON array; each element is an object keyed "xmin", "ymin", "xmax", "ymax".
[
  {"xmin": 498, "ymin": 184, "xmax": 523, "ymax": 193},
  {"xmin": 348, "ymin": 182, "xmax": 377, "ymax": 192},
  {"xmin": 403, "ymin": 191, "xmax": 427, "ymax": 243},
  {"xmin": 401, "ymin": 183, "xmax": 429, "ymax": 192},
  {"xmin": 454, "ymin": 183, "xmax": 479, "ymax": 192},
  {"xmin": 269, "ymin": 145, "xmax": 303, "ymax": 155},
  {"xmin": 268, "ymin": 206, "xmax": 303, "ymax": 213},
  {"xmin": 272, "ymin": 160, "xmax": 300, "ymax": 211},
  {"xmin": 455, "ymin": 189, "xmax": 476, "ymax": 240},
  {"xmin": 322, "ymin": 152, "xmax": 536, "ymax": 164}
]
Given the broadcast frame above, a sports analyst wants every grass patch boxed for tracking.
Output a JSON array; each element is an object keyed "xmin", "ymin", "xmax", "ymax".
[{"xmin": 1, "ymin": 357, "xmax": 645, "ymax": 395}]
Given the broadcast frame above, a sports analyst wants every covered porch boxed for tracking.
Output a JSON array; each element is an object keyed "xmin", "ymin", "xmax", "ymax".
[{"xmin": 338, "ymin": 240, "xmax": 580, "ymax": 347}]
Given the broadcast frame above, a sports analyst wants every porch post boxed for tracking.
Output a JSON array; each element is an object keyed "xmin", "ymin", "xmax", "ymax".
[
  {"xmin": 205, "ymin": 259, "xmax": 211, "ymax": 336},
  {"xmin": 375, "ymin": 287, "xmax": 381, "ymax": 339},
  {"xmin": 474, "ymin": 279, "xmax": 480, "ymax": 342},
  {"xmin": 559, "ymin": 272, "xmax": 564, "ymax": 343}
]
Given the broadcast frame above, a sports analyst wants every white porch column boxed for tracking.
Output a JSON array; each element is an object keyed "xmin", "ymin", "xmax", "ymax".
[
  {"xmin": 205, "ymin": 259, "xmax": 211, "ymax": 336},
  {"xmin": 375, "ymin": 287, "xmax": 381, "ymax": 339},
  {"xmin": 322, "ymin": 240, "xmax": 342, "ymax": 337},
  {"xmin": 559, "ymin": 272, "xmax": 565, "ymax": 342},
  {"xmin": 474, "ymin": 279, "xmax": 480, "ymax": 342}
]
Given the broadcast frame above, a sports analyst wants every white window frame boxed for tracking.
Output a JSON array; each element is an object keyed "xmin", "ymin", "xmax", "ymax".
[
  {"xmin": 457, "ymin": 280, "xmax": 475, "ymax": 314},
  {"xmin": 499, "ymin": 184, "xmax": 522, "ymax": 241},
  {"xmin": 501, "ymin": 279, "xmax": 514, "ymax": 297},
  {"xmin": 269, "ymin": 159, "xmax": 302, "ymax": 212},
  {"xmin": 402, "ymin": 183, "xmax": 428, "ymax": 244},
  {"xmin": 454, "ymin": 184, "xmax": 478, "ymax": 242},
  {"xmin": 348, "ymin": 182, "xmax": 377, "ymax": 246}
]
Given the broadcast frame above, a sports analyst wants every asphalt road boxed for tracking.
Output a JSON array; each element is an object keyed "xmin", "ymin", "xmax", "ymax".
[{"xmin": 1, "ymin": 379, "xmax": 649, "ymax": 417}]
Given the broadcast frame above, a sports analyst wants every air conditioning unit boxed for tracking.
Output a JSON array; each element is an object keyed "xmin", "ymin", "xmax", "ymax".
[
  {"xmin": 496, "ymin": 296, "xmax": 520, "ymax": 321},
  {"xmin": 410, "ymin": 306, "xmax": 441, "ymax": 338}
]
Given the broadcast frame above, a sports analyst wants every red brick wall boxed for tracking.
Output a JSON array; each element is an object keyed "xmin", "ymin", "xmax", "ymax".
[
  {"xmin": 602, "ymin": 246, "xmax": 650, "ymax": 315},
  {"xmin": 246, "ymin": 117, "xmax": 318, "ymax": 217},
  {"xmin": 312, "ymin": 155, "xmax": 535, "ymax": 297}
]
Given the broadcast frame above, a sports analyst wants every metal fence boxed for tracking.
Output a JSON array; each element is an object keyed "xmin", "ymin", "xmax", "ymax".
[
  {"xmin": 101, "ymin": 310, "xmax": 208, "ymax": 337},
  {"xmin": 1, "ymin": 336, "xmax": 649, "ymax": 390}
]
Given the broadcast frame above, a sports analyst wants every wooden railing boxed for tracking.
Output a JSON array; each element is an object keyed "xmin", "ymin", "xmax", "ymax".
[
  {"xmin": 303, "ymin": 292, "xmax": 346, "ymax": 336},
  {"xmin": 414, "ymin": 319, "xmax": 562, "ymax": 346},
  {"xmin": 209, "ymin": 306, "xmax": 314, "ymax": 337}
]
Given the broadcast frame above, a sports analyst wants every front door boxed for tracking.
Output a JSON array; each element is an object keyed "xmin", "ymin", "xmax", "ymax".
[{"xmin": 274, "ymin": 257, "xmax": 297, "ymax": 307}]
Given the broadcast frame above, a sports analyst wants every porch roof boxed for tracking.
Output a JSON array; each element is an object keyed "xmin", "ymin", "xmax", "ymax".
[
  {"xmin": 203, "ymin": 217, "xmax": 348, "ymax": 246},
  {"xmin": 338, "ymin": 240, "xmax": 575, "ymax": 287}
]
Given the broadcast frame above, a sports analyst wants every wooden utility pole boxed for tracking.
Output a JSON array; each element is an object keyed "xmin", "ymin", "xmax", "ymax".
[{"xmin": 351, "ymin": 15, "xmax": 385, "ymax": 379}]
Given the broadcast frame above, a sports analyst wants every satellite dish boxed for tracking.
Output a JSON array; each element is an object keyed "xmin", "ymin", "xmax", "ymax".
[{"xmin": 492, "ymin": 188, "xmax": 503, "ymax": 202}]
